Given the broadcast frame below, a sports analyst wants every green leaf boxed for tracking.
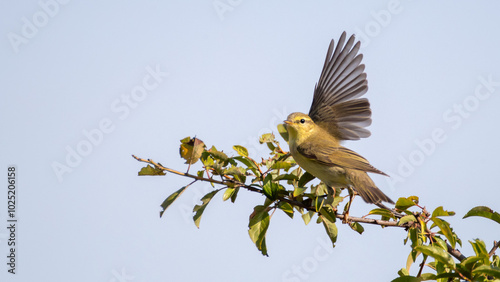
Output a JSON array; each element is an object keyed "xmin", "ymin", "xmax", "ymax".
[
  {"xmin": 398, "ymin": 214, "xmax": 416, "ymax": 226},
  {"xmin": 277, "ymin": 123, "xmax": 289, "ymax": 142},
  {"xmin": 472, "ymin": 265, "xmax": 500, "ymax": 278},
  {"xmin": 460, "ymin": 255, "xmax": 485, "ymax": 270},
  {"xmin": 312, "ymin": 183, "xmax": 329, "ymax": 196},
  {"xmin": 263, "ymin": 178, "xmax": 279, "ymax": 201},
  {"xmin": 469, "ymin": 239, "xmax": 489, "ymax": 257},
  {"xmin": 298, "ymin": 171, "xmax": 315, "ymax": 187},
  {"xmin": 233, "ymin": 156, "xmax": 260, "ymax": 176},
  {"xmin": 275, "ymin": 173, "xmax": 298, "ymax": 182},
  {"xmin": 321, "ymin": 216, "xmax": 338, "ymax": 247},
  {"xmin": 271, "ymin": 161, "xmax": 293, "ymax": 171},
  {"xmin": 433, "ymin": 261, "xmax": 444, "ymax": 275},
  {"xmin": 463, "ymin": 206, "xmax": 500, "ymax": 224},
  {"xmin": 319, "ymin": 207, "xmax": 336, "ymax": 223},
  {"xmin": 368, "ymin": 208, "xmax": 396, "ymax": 220},
  {"xmin": 230, "ymin": 187, "xmax": 239, "ymax": 203},
  {"xmin": 278, "ymin": 202, "xmax": 294, "ymax": 219},
  {"xmin": 405, "ymin": 251, "xmax": 417, "ymax": 273},
  {"xmin": 407, "ymin": 196, "xmax": 419, "ymax": 204},
  {"xmin": 395, "ymin": 197, "xmax": 416, "ymax": 211},
  {"xmin": 493, "ymin": 254, "xmax": 500, "ymax": 268},
  {"xmin": 200, "ymin": 152, "xmax": 214, "ymax": 167},
  {"xmin": 266, "ymin": 142, "xmax": 276, "ymax": 152},
  {"xmin": 415, "ymin": 245, "xmax": 456, "ymax": 268},
  {"xmin": 293, "ymin": 186, "xmax": 308, "ymax": 197},
  {"xmin": 432, "ymin": 206, "xmax": 455, "ymax": 217},
  {"xmin": 233, "ymin": 145, "xmax": 249, "ymax": 157},
  {"xmin": 225, "ymin": 166, "xmax": 246, "ymax": 183},
  {"xmin": 330, "ymin": 196, "xmax": 344, "ymax": 208},
  {"xmin": 349, "ymin": 222, "xmax": 364, "ymax": 234},
  {"xmin": 408, "ymin": 227, "xmax": 419, "ymax": 261},
  {"xmin": 302, "ymin": 211, "xmax": 315, "ymax": 225},
  {"xmin": 262, "ymin": 197, "xmax": 274, "ymax": 208},
  {"xmin": 160, "ymin": 185, "xmax": 189, "ymax": 218},
  {"xmin": 433, "ymin": 236, "xmax": 448, "ymax": 252},
  {"xmin": 433, "ymin": 272, "xmax": 460, "ymax": 279},
  {"xmin": 408, "ymin": 226, "xmax": 418, "ymax": 246},
  {"xmin": 390, "ymin": 276, "xmax": 422, "ymax": 282},
  {"xmin": 314, "ymin": 196, "xmax": 325, "ymax": 212},
  {"xmin": 419, "ymin": 273, "xmax": 437, "ymax": 280},
  {"xmin": 222, "ymin": 188, "xmax": 236, "ymax": 201},
  {"xmin": 207, "ymin": 146, "xmax": 229, "ymax": 164},
  {"xmin": 138, "ymin": 165, "xmax": 166, "ymax": 176},
  {"xmin": 397, "ymin": 268, "xmax": 410, "ymax": 277},
  {"xmin": 248, "ymin": 206, "xmax": 270, "ymax": 256},
  {"xmin": 259, "ymin": 133, "xmax": 275, "ymax": 144},
  {"xmin": 431, "ymin": 217, "xmax": 456, "ymax": 248},
  {"xmin": 193, "ymin": 190, "xmax": 219, "ymax": 228}
]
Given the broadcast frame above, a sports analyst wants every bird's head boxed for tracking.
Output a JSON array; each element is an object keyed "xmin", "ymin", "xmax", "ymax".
[{"xmin": 284, "ymin": 112, "xmax": 316, "ymax": 142}]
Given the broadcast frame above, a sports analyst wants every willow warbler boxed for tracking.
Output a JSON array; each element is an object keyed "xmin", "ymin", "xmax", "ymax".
[{"xmin": 284, "ymin": 32, "xmax": 393, "ymax": 207}]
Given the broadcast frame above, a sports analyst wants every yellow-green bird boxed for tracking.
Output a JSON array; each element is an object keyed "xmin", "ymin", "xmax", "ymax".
[{"xmin": 284, "ymin": 32, "xmax": 394, "ymax": 208}]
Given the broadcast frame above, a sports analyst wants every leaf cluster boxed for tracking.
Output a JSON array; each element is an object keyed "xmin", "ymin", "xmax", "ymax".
[
  {"xmin": 394, "ymin": 203, "xmax": 500, "ymax": 281},
  {"xmin": 134, "ymin": 131, "xmax": 500, "ymax": 280}
]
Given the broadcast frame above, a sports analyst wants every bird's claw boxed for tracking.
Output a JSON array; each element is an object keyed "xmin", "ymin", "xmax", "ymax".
[{"xmin": 342, "ymin": 210, "xmax": 351, "ymax": 224}]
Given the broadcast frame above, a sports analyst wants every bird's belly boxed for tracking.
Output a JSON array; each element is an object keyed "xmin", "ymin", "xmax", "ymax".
[{"xmin": 291, "ymin": 150, "xmax": 350, "ymax": 188}]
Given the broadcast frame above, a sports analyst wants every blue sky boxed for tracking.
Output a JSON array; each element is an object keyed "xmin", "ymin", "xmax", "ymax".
[{"xmin": 1, "ymin": 1, "xmax": 500, "ymax": 281}]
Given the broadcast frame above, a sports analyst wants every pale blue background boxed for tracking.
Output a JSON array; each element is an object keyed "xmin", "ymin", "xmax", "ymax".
[{"xmin": 1, "ymin": 1, "xmax": 500, "ymax": 281}]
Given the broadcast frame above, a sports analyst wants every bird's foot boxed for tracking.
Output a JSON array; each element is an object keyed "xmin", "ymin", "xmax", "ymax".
[
  {"xmin": 342, "ymin": 210, "xmax": 351, "ymax": 224},
  {"xmin": 342, "ymin": 186, "xmax": 355, "ymax": 224}
]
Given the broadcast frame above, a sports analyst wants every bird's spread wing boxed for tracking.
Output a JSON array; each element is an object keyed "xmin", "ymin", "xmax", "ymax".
[
  {"xmin": 297, "ymin": 143, "xmax": 387, "ymax": 176},
  {"xmin": 308, "ymin": 32, "xmax": 371, "ymax": 141}
]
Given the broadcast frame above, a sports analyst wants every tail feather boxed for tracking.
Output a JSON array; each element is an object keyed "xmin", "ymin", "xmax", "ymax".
[{"xmin": 348, "ymin": 170, "xmax": 394, "ymax": 205}]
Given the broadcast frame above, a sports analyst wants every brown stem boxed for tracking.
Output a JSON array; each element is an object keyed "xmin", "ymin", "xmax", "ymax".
[
  {"xmin": 417, "ymin": 255, "xmax": 427, "ymax": 277},
  {"xmin": 133, "ymin": 155, "xmax": 226, "ymax": 185},
  {"xmin": 489, "ymin": 240, "xmax": 500, "ymax": 257},
  {"xmin": 447, "ymin": 243, "xmax": 467, "ymax": 262},
  {"xmin": 426, "ymin": 232, "xmax": 466, "ymax": 262}
]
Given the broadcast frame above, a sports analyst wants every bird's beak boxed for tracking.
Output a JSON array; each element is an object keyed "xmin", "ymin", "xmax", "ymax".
[{"xmin": 283, "ymin": 120, "xmax": 292, "ymax": 125}]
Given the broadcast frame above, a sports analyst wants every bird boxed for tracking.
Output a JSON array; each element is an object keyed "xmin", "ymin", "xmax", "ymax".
[{"xmin": 283, "ymin": 31, "xmax": 394, "ymax": 210}]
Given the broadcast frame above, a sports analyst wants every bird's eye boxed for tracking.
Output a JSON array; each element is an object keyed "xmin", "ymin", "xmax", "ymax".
[{"xmin": 300, "ymin": 119, "xmax": 306, "ymax": 124}]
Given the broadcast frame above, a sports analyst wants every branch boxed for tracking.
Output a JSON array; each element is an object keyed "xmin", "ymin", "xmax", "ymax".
[
  {"xmin": 417, "ymin": 255, "xmax": 427, "ymax": 277},
  {"xmin": 489, "ymin": 240, "xmax": 500, "ymax": 257},
  {"xmin": 133, "ymin": 154, "xmax": 472, "ymax": 265},
  {"xmin": 132, "ymin": 155, "xmax": 404, "ymax": 227},
  {"xmin": 447, "ymin": 243, "xmax": 467, "ymax": 262},
  {"xmin": 425, "ymin": 223, "xmax": 467, "ymax": 262}
]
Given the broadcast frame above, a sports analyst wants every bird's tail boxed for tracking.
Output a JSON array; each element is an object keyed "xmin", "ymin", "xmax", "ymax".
[{"xmin": 348, "ymin": 170, "xmax": 394, "ymax": 205}]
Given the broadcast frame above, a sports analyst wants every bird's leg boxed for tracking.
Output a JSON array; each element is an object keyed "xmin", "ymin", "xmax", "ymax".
[{"xmin": 342, "ymin": 186, "xmax": 355, "ymax": 224}]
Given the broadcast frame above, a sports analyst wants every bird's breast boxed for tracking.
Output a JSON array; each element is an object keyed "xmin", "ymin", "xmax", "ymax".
[{"xmin": 290, "ymin": 144, "xmax": 350, "ymax": 188}]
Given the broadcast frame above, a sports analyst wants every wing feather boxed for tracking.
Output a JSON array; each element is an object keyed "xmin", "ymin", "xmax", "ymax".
[
  {"xmin": 309, "ymin": 32, "xmax": 372, "ymax": 141},
  {"xmin": 297, "ymin": 143, "xmax": 387, "ymax": 176}
]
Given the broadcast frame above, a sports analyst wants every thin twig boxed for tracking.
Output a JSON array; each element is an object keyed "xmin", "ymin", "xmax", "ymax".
[
  {"xmin": 425, "ymin": 227, "xmax": 466, "ymax": 262},
  {"xmin": 417, "ymin": 255, "xmax": 427, "ymax": 277},
  {"xmin": 133, "ymin": 155, "xmax": 226, "ymax": 185},
  {"xmin": 276, "ymin": 144, "xmax": 286, "ymax": 154},
  {"xmin": 489, "ymin": 240, "xmax": 500, "ymax": 257}
]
